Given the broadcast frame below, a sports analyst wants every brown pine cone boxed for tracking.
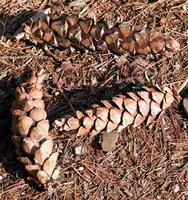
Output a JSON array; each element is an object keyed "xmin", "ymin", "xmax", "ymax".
[
  {"xmin": 16, "ymin": 9, "xmax": 180, "ymax": 56},
  {"xmin": 53, "ymin": 86, "xmax": 180, "ymax": 137},
  {"xmin": 11, "ymin": 70, "xmax": 59, "ymax": 185}
]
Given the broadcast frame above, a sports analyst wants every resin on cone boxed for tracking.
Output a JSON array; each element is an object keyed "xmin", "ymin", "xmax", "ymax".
[
  {"xmin": 11, "ymin": 70, "xmax": 59, "ymax": 185},
  {"xmin": 16, "ymin": 9, "xmax": 180, "ymax": 56}
]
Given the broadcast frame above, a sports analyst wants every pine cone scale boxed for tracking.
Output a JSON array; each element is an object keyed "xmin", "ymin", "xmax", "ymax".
[
  {"xmin": 83, "ymin": 116, "xmax": 94, "ymax": 130},
  {"xmin": 146, "ymin": 115, "xmax": 156, "ymax": 126},
  {"xmin": 79, "ymin": 19, "xmax": 93, "ymax": 34},
  {"xmin": 138, "ymin": 99, "xmax": 150, "ymax": 117},
  {"xmin": 95, "ymin": 118, "xmax": 107, "ymax": 131},
  {"xmin": 112, "ymin": 96, "xmax": 124, "ymax": 109},
  {"xmin": 96, "ymin": 107, "xmax": 109, "ymax": 121},
  {"xmin": 123, "ymin": 98, "xmax": 137, "ymax": 117},
  {"xmin": 109, "ymin": 107, "xmax": 122, "ymax": 124},
  {"xmin": 106, "ymin": 121, "xmax": 118, "ymax": 133},
  {"xmin": 78, "ymin": 126, "xmax": 89, "ymax": 136},
  {"xmin": 122, "ymin": 111, "xmax": 134, "ymax": 127},
  {"xmin": 134, "ymin": 113, "xmax": 146, "ymax": 127},
  {"xmin": 150, "ymin": 101, "xmax": 162, "ymax": 116}
]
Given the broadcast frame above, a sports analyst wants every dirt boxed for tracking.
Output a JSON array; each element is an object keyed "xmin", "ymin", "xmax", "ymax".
[{"xmin": 0, "ymin": 0, "xmax": 187, "ymax": 199}]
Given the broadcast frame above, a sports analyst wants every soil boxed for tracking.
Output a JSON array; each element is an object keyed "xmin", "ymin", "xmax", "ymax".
[{"xmin": 0, "ymin": 0, "xmax": 187, "ymax": 199}]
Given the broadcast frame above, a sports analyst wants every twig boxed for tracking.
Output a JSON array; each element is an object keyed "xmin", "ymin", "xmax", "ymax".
[
  {"xmin": 72, "ymin": 166, "xmax": 90, "ymax": 182},
  {"xmin": 128, "ymin": 0, "xmax": 166, "ymax": 23},
  {"xmin": 96, "ymin": 146, "xmax": 124, "ymax": 171},
  {"xmin": 178, "ymin": 77, "xmax": 188, "ymax": 93},
  {"xmin": 81, "ymin": 162, "xmax": 104, "ymax": 182}
]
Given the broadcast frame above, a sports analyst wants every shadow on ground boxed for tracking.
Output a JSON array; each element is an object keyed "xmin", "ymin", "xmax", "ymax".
[
  {"xmin": 0, "ymin": 9, "xmax": 41, "ymax": 182},
  {"xmin": 0, "ymin": 69, "xmax": 34, "ymax": 182},
  {"xmin": 0, "ymin": 10, "xmax": 36, "ymax": 39}
]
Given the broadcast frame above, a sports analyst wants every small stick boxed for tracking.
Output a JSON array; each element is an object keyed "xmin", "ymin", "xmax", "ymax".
[
  {"xmin": 178, "ymin": 77, "xmax": 188, "ymax": 93},
  {"xmin": 72, "ymin": 167, "xmax": 90, "ymax": 182}
]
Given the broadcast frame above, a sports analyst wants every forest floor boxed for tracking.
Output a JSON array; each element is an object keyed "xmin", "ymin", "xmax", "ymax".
[{"xmin": 0, "ymin": 0, "xmax": 187, "ymax": 199}]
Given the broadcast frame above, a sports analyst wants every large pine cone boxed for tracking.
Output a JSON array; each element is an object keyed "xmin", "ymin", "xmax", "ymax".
[
  {"xmin": 53, "ymin": 86, "xmax": 180, "ymax": 137},
  {"xmin": 16, "ymin": 9, "xmax": 180, "ymax": 56},
  {"xmin": 11, "ymin": 71, "xmax": 59, "ymax": 185}
]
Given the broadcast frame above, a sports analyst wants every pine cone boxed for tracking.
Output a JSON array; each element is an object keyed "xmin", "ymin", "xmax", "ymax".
[
  {"xmin": 17, "ymin": 9, "xmax": 180, "ymax": 56},
  {"xmin": 53, "ymin": 86, "xmax": 180, "ymax": 137},
  {"xmin": 11, "ymin": 70, "xmax": 59, "ymax": 185}
]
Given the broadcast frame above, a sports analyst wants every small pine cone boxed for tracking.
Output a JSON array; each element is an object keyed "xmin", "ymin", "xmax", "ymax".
[
  {"xmin": 16, "ymin": 9, "xmax": 180, "ymax": 57},
  {"xmin": 11, "ymin": 70, "xmax": 59, "ymax": 185},
  {"xmin": 53, "ymin": 86, "xmax": 180, "ymax": 137}
]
